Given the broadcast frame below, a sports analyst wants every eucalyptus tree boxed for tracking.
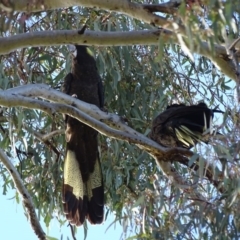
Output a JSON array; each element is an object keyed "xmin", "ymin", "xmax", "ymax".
[{"xmin": 0, "ymin": 0, "xmax": 239, "ymax": 239}]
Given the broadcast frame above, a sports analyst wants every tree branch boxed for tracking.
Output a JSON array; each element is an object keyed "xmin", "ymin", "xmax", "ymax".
[
  {"xmin": 1, "ymin": 84, "xmax": 227, "ymax": 195},
  {"xmin": 0, "ymin": 29, "xmax": 173, "ymax": 55},
  {"xmin": 0, "ymin": 28, "xmax": 237, "ymax": 80},
  {"xmin": 1, "ymin": 84, "xmax": 196, "ymax": 179},
  {"xmin": 22, "ymin": 124, "xmax": 62, "ymax": 159},
  {"xmin": 142, "ymin": 1, "xmax": 180, "ymax": 14},
  {"xmin": 4, "ymin": 0, "xmax": 184, "ymax": 33},
  {"xmin": 5, "ymin": 84, "xmax": 196, "ymax": 156},
  {"xmin": 1, "ymin": 85, "xmax": 171, "ymax": 154},
  {"xmin": 177, "ymin": 155, "xmax": 225, "ymax": 193},
  {"xmin": 0, "ymin": 149, "xmax": 46, "ymax": 240},
  {"xmin": 0, "ymin": 84, "xmax": 228, "ymax": 225},
  {"xmin": 41, "ymin": 129, "xmax": 65, "ymax": 141}
]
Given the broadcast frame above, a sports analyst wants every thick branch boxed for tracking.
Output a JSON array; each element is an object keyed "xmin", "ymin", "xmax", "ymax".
[
  {"xmin": 1, "ymin": 85, "xmax": 205, "ymax": 201},
  {"xmin": 0, "ymin": 29, "xmax": 237, "ymax": 80},
  {"xmin": 0, "ymin": 86, "xmax": 170, "ymax": 155},
  {"xmin": 1, "ymin": 83, "xmax": 232, "ymax": 188},
  {"xmin": 4, "ymin": 0, "xmax": 185, "ymax": 33},
  {"xmin": 0, "ymin": 84, "xmax": 227, "ymax": 215},
  {"xmin": 0, "ymin": 29, "xmax": 172, "ymax": 55},
  {"xmin": 1, "ymin": 84, "xmax": 194, "ymax": 159},
  {"xmin": 0, "ymin": 149, "xmax": 46, "ymax": 240},
  {"xmin": 1, "ymin": 84, "xmax": 227, "ymax": 193}
]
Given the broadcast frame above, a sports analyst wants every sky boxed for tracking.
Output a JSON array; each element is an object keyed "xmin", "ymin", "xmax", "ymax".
[{"xmin": 0, "ymin": 189, "xmax": 123, "ymax": 240}]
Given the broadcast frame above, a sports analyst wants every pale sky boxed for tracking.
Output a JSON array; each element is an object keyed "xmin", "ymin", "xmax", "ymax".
[{"xmin": 0, "ymin": 189, "xmax": 123, "ymax": 240}]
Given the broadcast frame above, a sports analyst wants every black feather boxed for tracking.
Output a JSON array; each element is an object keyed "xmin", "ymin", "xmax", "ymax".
[
  {"xmin": 62, "ymin": 45, "xmax": 104, "ymax": 226},
  {"xmin": 149, "ymin": 102, "xmax": 223, "ymax": 149}
]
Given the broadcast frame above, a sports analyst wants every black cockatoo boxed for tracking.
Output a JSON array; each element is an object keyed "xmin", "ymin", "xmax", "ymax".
[
  {"xmin": 149, "ymin": 102, "xmax": 223, "ymax": 149},
  {"xmin": 62, "ymin": 45, "xmax": 104, "ymax": 226}
]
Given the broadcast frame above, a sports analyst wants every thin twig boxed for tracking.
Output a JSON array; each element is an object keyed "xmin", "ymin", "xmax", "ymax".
[{"xmin": 69, "ymin": 224, "xmax": 77, "ymax": 240}]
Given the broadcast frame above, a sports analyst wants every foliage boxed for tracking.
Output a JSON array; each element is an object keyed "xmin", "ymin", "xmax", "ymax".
[{"xmin": 0, "ymin": 0, "xmax": 239, "ymax": 239}]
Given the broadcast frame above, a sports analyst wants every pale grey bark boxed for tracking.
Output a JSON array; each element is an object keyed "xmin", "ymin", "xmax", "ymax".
[
  {"xmin": 0, "ymin": 28, "xmax": 237, "ymax": 80},
  {"xmin": 0, "ymin": 0, "xmax": 239, "ymax": 80},
  {"xmin": 2, "ymin": 84, "xmax": 224, "ymax": 193}
]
